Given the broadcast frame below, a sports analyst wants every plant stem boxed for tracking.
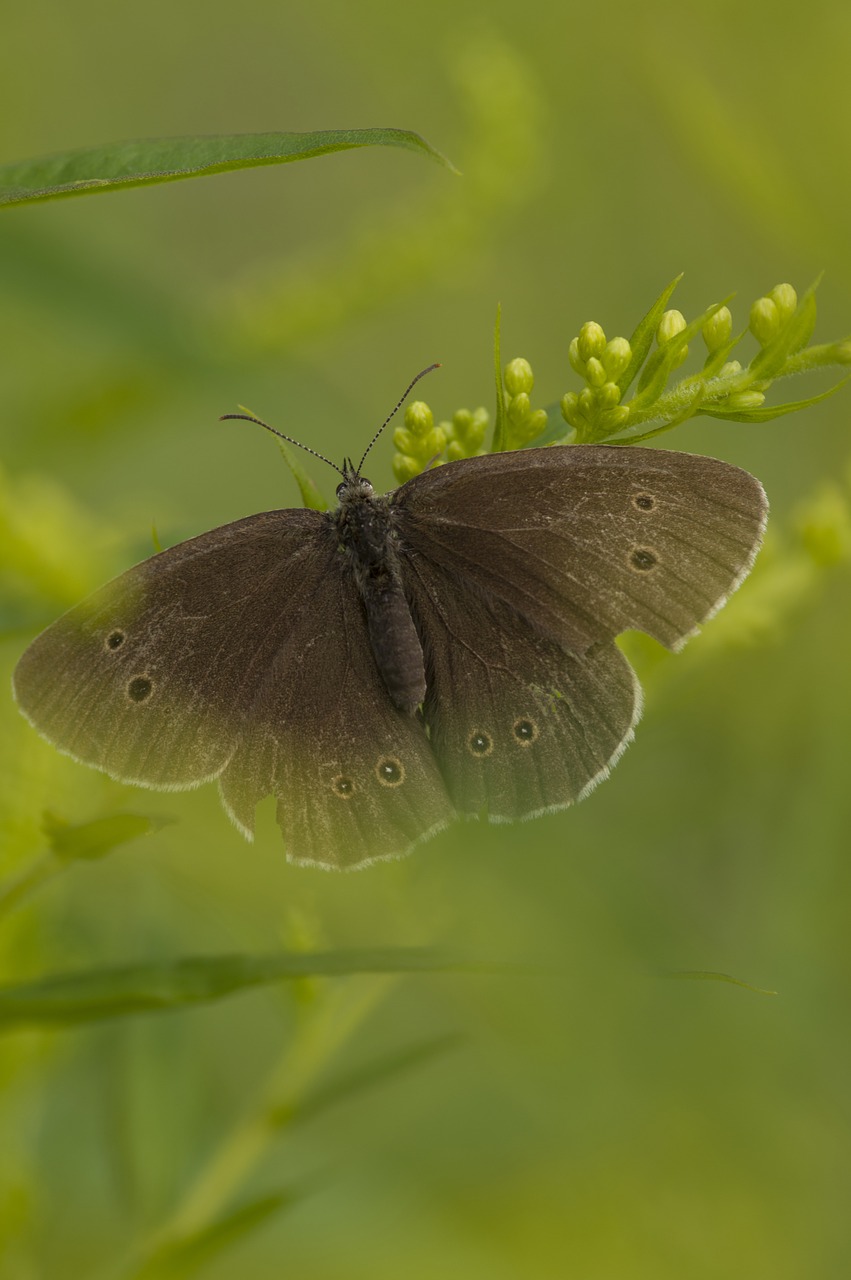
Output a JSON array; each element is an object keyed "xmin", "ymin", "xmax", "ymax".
[
  {"xmin": 111, "ymin": 974, "xmax": 395, "ymax": 1280},
  {"xmin": 0, "ymin": 851, "xmax": 61, "ymax": 922}
]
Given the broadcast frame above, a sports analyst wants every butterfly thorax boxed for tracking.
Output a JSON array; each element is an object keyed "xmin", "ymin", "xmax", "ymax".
[{"xmin": 331, "ymin": 473, "xmax": 426, "ymax": 714}]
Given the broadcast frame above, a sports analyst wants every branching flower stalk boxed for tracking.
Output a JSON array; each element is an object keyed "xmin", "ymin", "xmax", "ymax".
[{"xmin": 392, "ymin": 276, "xmax": 851, "ymax": 476}]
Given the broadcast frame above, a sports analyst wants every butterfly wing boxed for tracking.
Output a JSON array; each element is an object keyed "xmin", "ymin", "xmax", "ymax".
[
  {"xmin": 13, "ymin": 511, "xmax": 329, "ymax": 787},
  {"xmin": 394, "ymin": 445, "xmax": 767, "ymax": 654},
  {"xmin": 403, "ymin": 552, "xmax": 641, "ymax": 819},
  {"xmin": 393, "ymin": 444, "xmax": 766, "ymax": 819},
  {"xmin": 13, "ymin": 510, "xmax": 454, "ymax": 867},
  {"xmin": 218, "ymin": 560, "xmax": 454, "ymax": 869}
]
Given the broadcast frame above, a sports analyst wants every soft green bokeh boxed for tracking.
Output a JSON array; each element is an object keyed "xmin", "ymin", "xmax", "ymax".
[{"xmin": 2, "ymin": 2, "xmax": 851, "ymax": 1277}]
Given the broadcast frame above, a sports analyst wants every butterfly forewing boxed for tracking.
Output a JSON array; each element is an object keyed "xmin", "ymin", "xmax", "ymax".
[
  {"xmin": 395, "ymin": 446, "xmax": 767, "ymax": 653},
  {"xmin": 13, "ymin": 511, "xmax": 332, "ymax": 787}
]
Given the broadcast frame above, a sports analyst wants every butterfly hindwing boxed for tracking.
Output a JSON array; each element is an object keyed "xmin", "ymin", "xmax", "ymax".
[
  {"xmin": 404, "ymin": 552, "xmax": 640, "ymax": 819},
  {"xmin": 218, "ymin": 563, "xmax": 454, "ymax": 869}
]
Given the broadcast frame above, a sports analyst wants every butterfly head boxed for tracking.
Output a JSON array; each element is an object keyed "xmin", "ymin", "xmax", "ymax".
[{"xmin": 336, "ymin": 459, "xmax": 374, "ymax": 508}]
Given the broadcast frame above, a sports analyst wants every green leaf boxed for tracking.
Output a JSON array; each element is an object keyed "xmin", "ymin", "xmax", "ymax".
[
  {"xmin": 0, "ymin": 948, "xmax": 476, "ymax": 1030},
  {"xmin": 134, "ymin": 1191, "xmax": 298, "ymax": 1280},
  {"xmin": 223, "ymin": 405, "xmax": 330, "ymax": 509},
  {"xmin": 277, "ymin": 442, "xmax": 329, "ymax": 512},
  {"xmin": 270, "ymin": 1032, "xmax": 463, "ymax": 1129},
  {"xmin": 699, "ymin": 376, "xmax": 851, "ymax": 422},
  {"xmin": 42, "ymin": 811, "xmax": 158, "ymax": 862},
  {"xmin": 664, "ymin": 970, "xmax": 778, "ymax": 996},
  {"xmin": 0, "ymin": 128, "xmax": 456, "ymax": 208},
  {"xmin": 617, "ymin": 274, "xmax": 683, "ymax": 396}
]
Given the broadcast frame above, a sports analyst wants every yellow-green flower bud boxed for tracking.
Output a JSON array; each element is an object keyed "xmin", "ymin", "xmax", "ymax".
[
  {"xmin": 656, "ymin": 310, "xmax": 688, "ymax": 367},
  {"xmin": 528, "ymin": 408, "xmax": 548, "ymax": 436},
  {"xmin": 393, "ymin": 454, "xmax": 421, "ymax": 484},
  {"xmin": 834, "ymin": 340, "xmax": 851, "ymax": 364},
  {"xmin": 442, "ymin": 408, "xmax": 486, "ymax": 459},
  {"xmin": 393, "ymin": 427, "xmax": 417, "ymax": 454},
  {"xmin": 568, "ymin": 337, "xmax": 585, "ymax": 376},
  {"xmin": 726, "ymin": 391, "xmax": 766, "ymax": 411},
  {"xmin": 405, "ymin": 400, "xmax": 434, "ymax": 436},
  {"xmin": 579, "ymin": 388, "xmax": 595, "ymax": 417},
  {"xmin": 601, "ymin": 337, "xmax": 631, "ymax": 379},
  {"xmin": 504, "ymin": 357, "xmax": 534, "ymax": 396},
  {"xmin": 720, "ymin": 360, "xmax": 743, "ymax": 378},
  {"xmin": 445, "ymin": 406, "xmax": 489, "ymax": 456},
  {"xmin": 597, "ymin": 381, "xmax": 621, "ymax": 409},
  {"xmin": 598, "ymin": 405, "xmax": 630, "ymax": 432},
  {"xmin": 578, "ymin": 321, "xmax": 606, "ymax": 363},
  {"xmin": 750, "ymin": 297, "xmax": 779, "ymax": 346},
  {"xmin": 561, "ymin": 391, "xmax": 580, "ymax": 425},
  {"xmin": 467, "ymin": 407, "xmax": 489, "ymax": 449},
  {"xmin": 508, "ymin": 392, "xmax": 531, "ymax": 427},
  {"xmin": 769, "ymin": 283, "xmax": 797, "ymax": 323},
  {"xmin": 702, "ymin": 305, "xmax": 732, "ymax": 353},
  {"xmin": 423, "ymin": 427, "xmax": 447, "ymax": 456},
  {"xmin": 585, "ymin": 356, "xmax": 606, "ymax": 388},
  {"xmin": 657, "ymin": 309, "xmax": 687, "ymax": 346}
]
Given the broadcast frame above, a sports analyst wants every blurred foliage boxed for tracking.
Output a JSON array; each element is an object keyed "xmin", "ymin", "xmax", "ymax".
[{"xmin": 2, "ymin": 3, "xmax": 851, "ymax": 1279}]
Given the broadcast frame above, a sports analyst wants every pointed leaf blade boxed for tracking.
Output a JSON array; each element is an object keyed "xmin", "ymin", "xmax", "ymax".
[{"xmin": 0, "ymin": 128, "xmax": 456, "ymax": 208}]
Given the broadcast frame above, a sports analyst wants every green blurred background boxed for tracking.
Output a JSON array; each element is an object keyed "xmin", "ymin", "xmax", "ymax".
[{"xmin": 2, "ymin": 1, "xmax": 851, "ymax": 1276}]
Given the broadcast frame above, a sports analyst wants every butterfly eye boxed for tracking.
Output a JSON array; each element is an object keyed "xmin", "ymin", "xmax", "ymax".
[
  {"xmin": 375, "ymin": 756, "xmax": 405, "ymax": 787},
  {"xmin": 632, "ymin": 493, "xmax": 656, "ymax": 511},
  {"xmin": 331, "ymin": 774, "xmax": 355, "ymax": 799},
  {"xmin": 467, "ymin": 730, "xmax": 494, "ymax": 758},
  {"xmin": 512, "ymin": 717, "xmax": 539, "ymax": 746},
  {"xmin": 629, "ymin": 546, "xmax": 659, "ymax": 573},
  {"xmin": 105, "ymin": 629, "xmax": 126, "ymax": 651},
  {"xmin": 127, "ymin": 676, "xmax": 153, "ymax": 702}
]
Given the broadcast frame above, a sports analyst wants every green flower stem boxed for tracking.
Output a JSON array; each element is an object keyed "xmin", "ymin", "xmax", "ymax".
[
  {"xmin": 622, "ymin": 370, "xmax": 743, "ymax": 433},
  {"xmin": 780, "ymin": 342, "xmax": 851, "ymax": 376},
  {"xmin": 113, "ymin": 974, "xmax": 395, "ymax": 1280}
]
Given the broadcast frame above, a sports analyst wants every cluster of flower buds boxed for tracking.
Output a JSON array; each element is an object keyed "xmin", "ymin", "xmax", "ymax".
[
  {"xmin": 559, "ymin": 279, "xmax": 850, "ymax": 444},
  {"xmin": 749, "ymin": 283, "xmax": 798, "ymax": 346},
  {"xmin": 503, "ymin": 358, "xmax": 548, "ymax": 448},
  {"xmin": 394, "ymin": 277, "xmax": 849, "ymax": 477},
  {"xmin": 560, "ymin": 322, "xmax": 631, "ymax": 440},
  {"xmin": 393, "ymin": 400, "xmax": 489, "ymax": 483}
]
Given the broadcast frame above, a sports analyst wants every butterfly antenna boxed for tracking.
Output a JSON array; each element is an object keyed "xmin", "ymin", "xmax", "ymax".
[
  {"xmin": 356, "ymin": 363, "xmax": 441, "ymax": 474},
  {"xmin": 220, "ymin": 412, "xmax": 345, "ymax": 478}
]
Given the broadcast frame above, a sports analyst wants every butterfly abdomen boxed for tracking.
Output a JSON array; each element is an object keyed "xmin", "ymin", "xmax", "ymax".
[{"xmin": 333, "ymin": 476, "xmax": 426, "ymax": 714}]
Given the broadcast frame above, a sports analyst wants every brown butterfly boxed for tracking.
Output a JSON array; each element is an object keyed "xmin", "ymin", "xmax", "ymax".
[{"xmin": 13, "ymin": 376, "xmax": 767, "ymax": 868}]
